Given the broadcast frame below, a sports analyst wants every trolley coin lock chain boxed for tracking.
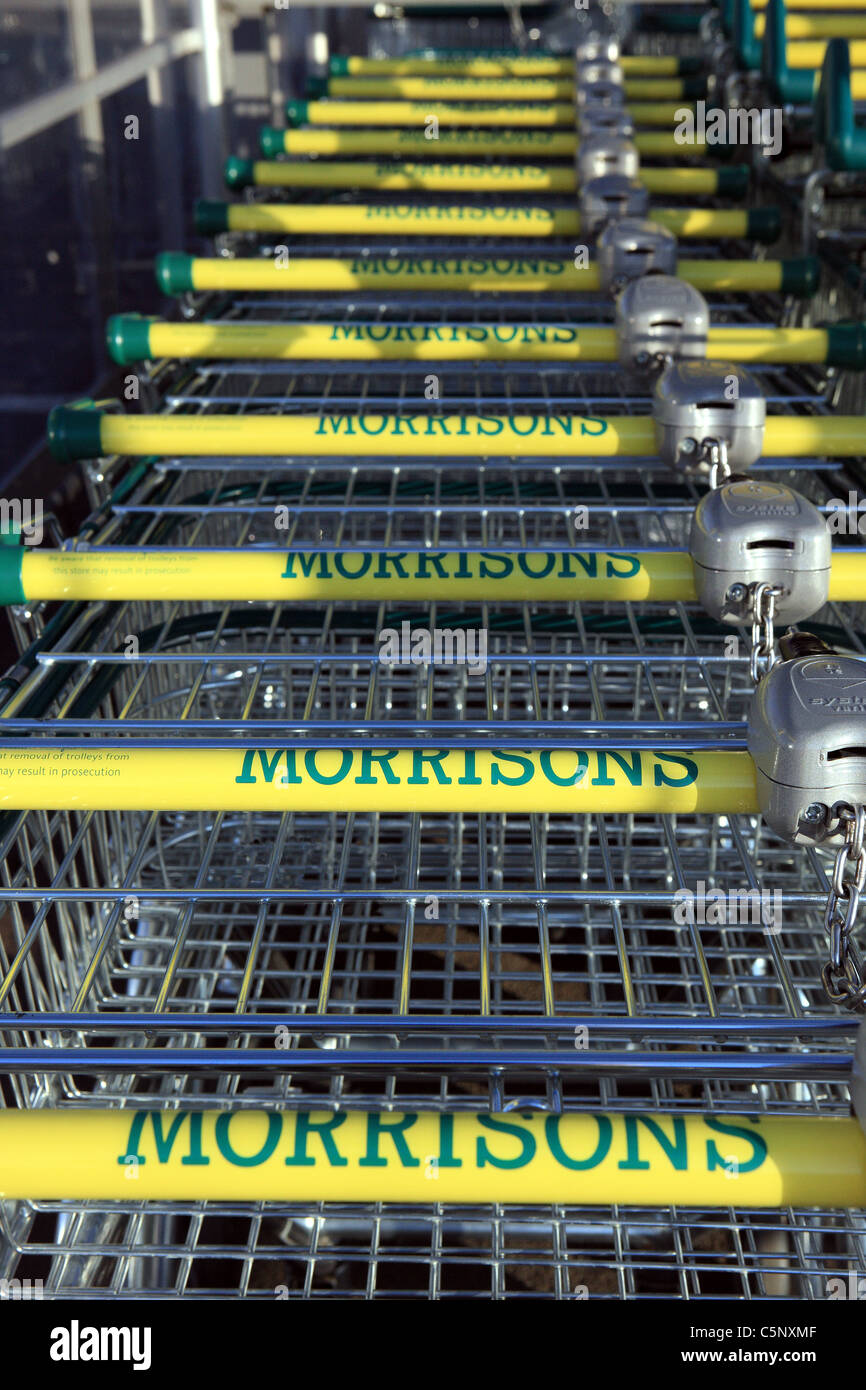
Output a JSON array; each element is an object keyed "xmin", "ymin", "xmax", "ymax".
[
  {"xmin": 652, "ymin": 359, "xmax": 766, "ymax": 481},
  {"xmin": 616, "ymin": 275, "xmax": 709, "ymax": 373},
  {"xmin": 748, "ymin": 633, "xmax": 866, "ymax": 1009}
]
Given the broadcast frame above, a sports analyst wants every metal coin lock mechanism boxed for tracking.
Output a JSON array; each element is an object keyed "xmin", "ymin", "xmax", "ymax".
[
  {"xmin": 596, "ymin": 218, "xmax": 677, "ymax": 295},
  {"xmin": 580, "ymin": 175, "xmax": 650, "ymax": 240},
  {"xmin": 747, "ymin": 648, "xmax": 866, "ymax": 846},
  {"xmin": 689, "ymin": 481, "xmax": 831, "ymax": 624},
  {"xmin": 579, "ymin": 106, "xmax": 635, "ymax": 139},
  {"xmin": 575, "ymin": 38, "xmax": 620, "ymax": 65},
  {"xmin": 576, "ymin": 60, "xmax": 624, "ymax": 87},
  {"xmin": 577, "ymin": 134, "xmax": 640, "ymax": 186},
  {"xmin": 653, "ymin": 360, "xmax": 766, "ymax": 471},
  {"xmin": 616, "ymin": 276, "xmax": 709, "ymax": 374},
  {"xmin": 576, "ymin": 79, "xmax": 625, "ymax": 109}
]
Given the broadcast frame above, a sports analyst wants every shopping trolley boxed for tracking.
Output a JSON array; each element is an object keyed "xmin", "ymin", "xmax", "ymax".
[{"xmin": 4, "ymin": 1, "xmax": 866, "ymax": 1302}]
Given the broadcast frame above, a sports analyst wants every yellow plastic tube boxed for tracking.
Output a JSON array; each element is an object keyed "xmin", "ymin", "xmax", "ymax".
[
  {"xmin": 751, "ymin": 0, "xmax": 866, "ymax": 9},
  {"xmin": 0, "ymin": 744, "xmax": 757, "ymax": 814},
  {"xmin": 237, "ymin": 160, "xmax": 730, "ymax": 196},
  {"xmin": 157, "ymin": 254, "xmax": 792, "ymax": 296},
  {"xmin": 14, "ymin": 546, "xmax": 699, "ymax": 603},
  {"xmin": 324, "ymin": 76, "xmax": 691, "ymax": 99},
  {"xmin": 116, "ymin": 319, "xmax": 835, "ymax": 366},
  {"xmin": 11, "ymin": 546, "xmax": 864, "ymax": 606},
  {"xmin": 53, "ymin": 410, "xmax": 866, "ymax": 461},
  {"xmin": 287, "ymin": 99, "xmax": 691, "ymax": 129},
  {"xmin": 1, "ymin": 1109, "xmax": 863, "ymax": 1207},
  {"xmin": 276, "ymin": 129, "xmax": 708, "ymax": 157},
  {"xmin": 754, "ymin": 12, "xmax": 866, "ymax": 36},
  {"xmin": 779, "ymin": 38, "xmax": 866, "ymax": 65},
  {"xmin": 211, "ymin": 202, "xmax": 759, "ymax": 240},
  {"xmin": 333, "ymin": 56, "xmax": 686, "ymax": 77}
]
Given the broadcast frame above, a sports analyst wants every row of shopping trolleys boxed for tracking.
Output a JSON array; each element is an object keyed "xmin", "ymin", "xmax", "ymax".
[{"xmin": 5, "ymin": 13, "xmax": 866, "ymax": 1215}]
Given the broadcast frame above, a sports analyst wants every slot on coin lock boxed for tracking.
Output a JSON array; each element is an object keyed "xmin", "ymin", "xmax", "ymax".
[
  {"xmin": 577, "ymin": 134, "xmax": 640, "ymax": 185},
  {"xmin": 747, "ymin": 635, "xmax": 866, "ymax": 847},
  {"xmin": 579, "ymin": 106, "xmax": 635, "ymax": 139},
  {"xmin": 615, "ymin": 275, "xmax": 709, "ymax": 373},
  {"xmin": 653, "ymin": 359, "xmax": 766, "ymax": 473},
  {"xmin": 580, "ymin": 174, "xmax": 650, "ymax": 239},
  {"xmin": 596, "ymin": 218, "xmax": 678, "ymax": 294},
  {"xmin": 577, "ymin": 79, "xmax": 625, "ymax": 109},
  {"xmin": 689, "ymin": 480, "xmax": 831, "ymax": 625}
]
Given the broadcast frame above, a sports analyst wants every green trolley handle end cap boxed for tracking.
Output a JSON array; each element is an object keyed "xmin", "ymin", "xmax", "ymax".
[
  {"xmin": 106, "ymin": 313, "xmax": 154, "ymax": 366},
  {"xmin": 780, "ymin": 256, "xmax": 820, "ymax": 298},
  {"xmin": 224, "ymin": 155, "xmax": 256, "ymax": 189},
  {"xmin": 747, "ymin": 207, "xmax": 781, "ymax": 243},
  {"xmin": 259, "ymin": 125, "xmax": 286, "ymax": 158},
  {"xmin": 329, "ymin": 56, "xmax": 349, "ymax": 76},
  {"xmin": 155, "ymin": 251, "xmax": 195, "ymax": 296},
  {"xmin": 715, "ymin": 165, "xmax": 750, "ymax": 199},
  {"xmin": 47, "ymin": 404, "xmax": 104, "ymax": 464},
  {"xmin": 306, "ymin": 74, "xmax": 329, "ymax": 99},
  {"xmin": 285, "ymin": 99, "xmax": 310, "ymax": 128},
  {"xmin": 0, "ymin": 547, "xmax": 25, "ymax": 607},
  {"xmin": 195, "ymin": 199, "xmax": 230, "ymax": 235},
  {"xmin": 824, "ymin": 322, "xmax": 866, "ymax": 370}
]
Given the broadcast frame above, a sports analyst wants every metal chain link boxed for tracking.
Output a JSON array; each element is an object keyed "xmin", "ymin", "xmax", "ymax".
[
  {"xmin": 748, "ymin": 582, "xmax": 781, "ymax": 683},
  {"xmin": 706, "ymin": 439, "xmax": 731, "ymax": 490},
  {"xmin": 822, "ymin": 804, "xmax": 866, "ymax": 1011}
]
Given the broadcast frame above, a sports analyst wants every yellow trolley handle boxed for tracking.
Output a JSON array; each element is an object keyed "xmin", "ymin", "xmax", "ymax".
[
  {"xmin": 194, "ymin": 199, "xmax": 782, "ymax": 243},
  {"xmin": 154, "ymin": 252, "xmax": 819, "ymax": 299},
  {"xmin": 1, "ymin": 1109, "xmax": 864, "ymax": 1208},
  {"xmin": 755, "ymin": 13, "xmax": 866, "ymax": 37},
  {"xmin": 320, "ymin": 76, "xmax": 698, "ymax": 100},
  {"xmin": 224, "ymin": 156, "xmax": 748, "ymax": 200},
  {"xmin": 328, "ymin": 55, "xmax": 696, "ymax": 77},
  {"xmin": 2, "ymin": 546, "xmax": 863, "ymax": 607},
  {"xmin": 264, "ymin": 128, "xmax": 713, "ymax": 158},
  {"xmin": 0, "ymin": 742, "xmax": 756, "ymax": 814},
  {"xmin": 48, "ymin": 406, "xmax": 858, "ymax": 462},
  {"xmin": 107, "ymin": 315, "xmax": 865, "ymax": 370},
  {"xmin": 282, "ymin": 98, "xmax": 693, "ymax": 129}
]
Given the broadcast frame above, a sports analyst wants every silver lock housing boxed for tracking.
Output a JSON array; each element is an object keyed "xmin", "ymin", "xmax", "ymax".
[
  {"xmin": 576, "ymin": 79, "xmax": 625, "ymax": 109},
  {"xmin": 576, "ymin": 38, "xmax": 620, "ymax": 64},
  {"xmin": 577, "ymin": 134, "xmax": 640, "ymax": 185},
  {"xmin": 580, "ymin": 174, "xmax": 650, "ymax": 239},
  {"xmin": 747, "ymin": 653, "xmax": 866, "ymax": 845},
  {"xmin": 596, "ymin": 218, "xmax": 678, "ymax": 293},
  {"xmin": 653, "ymin": 359, "xmax": 766, "ymax": 469},
  {"xmin": 579, "ymin": 106, "xmax": 635, "ymax": 139},
  {"xmin": 689, "ymin": 480, "xmax": 831, "ymax": 624},
  {"xmin": 616, "ymin": 275, "xmax": 709, "ymax": 372},
  {"xmin": 576, "ymin": 60, "xmax": 624, "ymax": 87}
]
